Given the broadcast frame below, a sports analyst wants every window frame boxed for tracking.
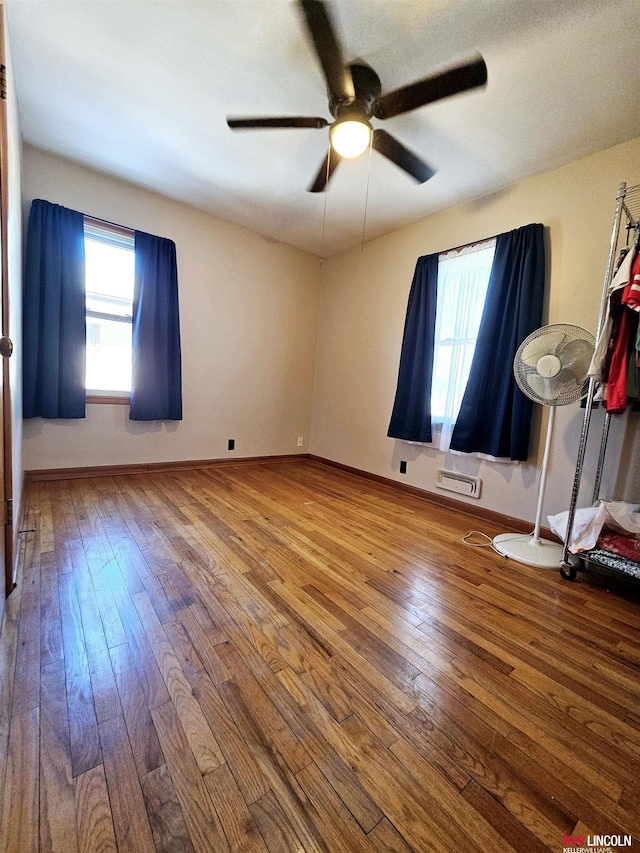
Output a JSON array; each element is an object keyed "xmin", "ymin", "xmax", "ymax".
[
  {"xmin": 83, "ymin": 216, "xmax": 135, "ymax": 404},
  {"xmin": 430, "ymin": 236, "xmax": 496, "ymax": 434}
]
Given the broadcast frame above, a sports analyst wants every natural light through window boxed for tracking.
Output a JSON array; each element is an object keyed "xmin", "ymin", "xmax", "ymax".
[
  {"xmin": 432, "ymin": 239, "xmax": 496, "ymax": 450},
  {"xmin": 84, "ymin": 221, "xmax": 135, "ymax": 394}
]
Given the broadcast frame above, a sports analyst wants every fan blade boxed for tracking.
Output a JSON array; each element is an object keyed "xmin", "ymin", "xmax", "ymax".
[
  {"xmin": 527, "ymin": 368, "xmax": 580, "ymax": 403},
  {"xmin": 308, "ymin": 148, "xmax": 341, "ymax": 192},
  {"xmin": 350, "ymin": 63, "xmax": 381, "ymax": 102},
  {"xmin": 298, "ymin": 0, "xmax": 354, "ymax": 103},
  {"xmin": 227, "ymin": 116, "xmax": 329, "ymax": 130},
  {"xmin": 520, "ymin": 331, "xmax": 566, "ymax": 368},
  {"xmin": 527, "ymin": 373, "xmax": 558, "ymax": 403},
  {"xmin": 372, "ymin": 129, "xmax": 435, "ymax": 183},
  {"xmin": 374, "ymin": 55, "xmax": 487, "ymax": 120},
  {"xmin": 556, "ymin": 338, "xmax": 594, "ymax": 381}
]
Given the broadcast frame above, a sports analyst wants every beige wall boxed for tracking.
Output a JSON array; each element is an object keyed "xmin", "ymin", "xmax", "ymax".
[
  {"xmin": 23, "ymin": 137, "xmax": 640, "ymax": 524},
  {"xmin": 23, "ymin": 145, "xmax": 322, "ymax": 471},
  {"xmin": 311, "ymin": 136, "xmax": 640, "ymax": 523}
]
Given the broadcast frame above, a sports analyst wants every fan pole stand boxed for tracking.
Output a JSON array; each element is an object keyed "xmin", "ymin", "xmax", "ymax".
[{"xmin": 493, "ymin": 406, "xmax": 564, "ymax": 569}]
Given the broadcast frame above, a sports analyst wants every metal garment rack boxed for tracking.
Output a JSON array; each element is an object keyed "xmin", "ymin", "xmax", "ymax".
[{"xmin": 560, "ymin": 181, "xmax": 640, "ymax": 580}]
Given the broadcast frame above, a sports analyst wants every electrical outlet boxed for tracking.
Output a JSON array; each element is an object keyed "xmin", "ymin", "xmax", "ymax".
[
  {"xmin": 228, "ymin": 439, "xmax": 235, "ymax": 451},
  {"xmin": 297, "ymin": 436, "xmax": 304, "ymax": 447},
  {"xmin": 400, "ymin": 460, "xmax": 407, "ymax": 474}
]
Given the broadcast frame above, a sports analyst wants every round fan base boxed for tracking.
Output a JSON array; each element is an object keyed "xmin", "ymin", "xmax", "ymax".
[{"xmin": 492, "ymin": 533, "xmax": 564, "ymax": 570}]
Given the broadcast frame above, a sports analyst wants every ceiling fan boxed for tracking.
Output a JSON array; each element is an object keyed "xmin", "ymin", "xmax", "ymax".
[{"xmin": 227, "ymin": 0, "xmax": 487, "ymax": 192}]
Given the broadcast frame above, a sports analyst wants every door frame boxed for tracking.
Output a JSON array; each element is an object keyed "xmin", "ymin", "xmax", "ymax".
[{"xmin": 0, "ymin": 5, "xmax": 14, "ymax": 597}]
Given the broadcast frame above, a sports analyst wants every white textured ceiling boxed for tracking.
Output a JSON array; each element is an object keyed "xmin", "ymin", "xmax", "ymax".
[{"xmin": 7, "ymin": 0, "xmax": 640, "ymax": 256}]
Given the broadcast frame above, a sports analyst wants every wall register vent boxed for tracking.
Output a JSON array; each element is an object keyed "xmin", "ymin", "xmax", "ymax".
[{"xmin": 435, "ymin": 469, "xmax": 481, "ymax": 499}]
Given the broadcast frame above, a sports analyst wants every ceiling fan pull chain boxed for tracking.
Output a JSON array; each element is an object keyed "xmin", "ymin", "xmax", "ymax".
[
  {"xmin": 361, "ymin": 132, "xmax": 374, "ymax": 252},
  {"xmin": 320, "ymin": 140, "xmax": 331, "ymax": 264}
]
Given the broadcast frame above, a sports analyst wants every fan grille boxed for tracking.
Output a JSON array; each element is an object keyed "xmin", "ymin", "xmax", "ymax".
[{"xmin": 514, "ymin": 323, "xmax": 595, "ymax": 406}]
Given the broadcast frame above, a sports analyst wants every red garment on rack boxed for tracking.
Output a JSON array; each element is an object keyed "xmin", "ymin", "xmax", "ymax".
[
  {"xmin": 606, "ymin": 252, "xmax": 640, "ymax": 412},
  {"xmin": 623, "ymin": 254, "xmax": 640, "ymax": 312}
]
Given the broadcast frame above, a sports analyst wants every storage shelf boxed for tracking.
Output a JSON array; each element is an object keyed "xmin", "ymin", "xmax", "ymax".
[{"xmin": 579, "ymin": 548, "xmax": 640, "ymax": 582}]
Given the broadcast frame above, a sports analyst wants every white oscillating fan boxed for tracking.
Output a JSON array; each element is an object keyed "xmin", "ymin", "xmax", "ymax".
[{"xmin": 493, "ymin": 323, "xmax": 595, "ymax": 569}]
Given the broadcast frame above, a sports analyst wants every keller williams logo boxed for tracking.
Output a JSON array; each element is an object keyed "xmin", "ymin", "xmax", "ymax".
[{"xmin": 562, "ymin": 830, "xmax": 633, "ymax": 850}]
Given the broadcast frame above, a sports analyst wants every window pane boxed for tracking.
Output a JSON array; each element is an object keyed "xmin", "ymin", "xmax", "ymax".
[
  {"xmin": 86, "ymin": 317, "xmax": 132, "ymax": 392},
  {"xmin": 432, "ymin": 243, "xmax": 495, "ymax": 424},
  {"xmin": 86, "ymin": 292, "xmax": 132, "ymax": 319},
  {"xmin": 84, "ymin": 227, "xmax": 135, "ymax": 393},
  {"xmin": 85, "ymin": 237, "xmax": 134, "ymax": 302}
]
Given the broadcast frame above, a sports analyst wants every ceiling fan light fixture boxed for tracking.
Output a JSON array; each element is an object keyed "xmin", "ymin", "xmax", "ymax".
[{"xmin": 330, "ymin": 119, "xmax": 371, "ymax": 159}]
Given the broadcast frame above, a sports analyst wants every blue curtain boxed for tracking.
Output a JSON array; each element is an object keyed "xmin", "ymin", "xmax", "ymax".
[
  {"xmin": 130, "ymin": 230, "xmax": 182, "ymax": 420},
  {"xmin": 23, "ymin": 199, "xmax": 86, "ymax": 419},
  {"xmin": 387, "ymin": 254, "xmax": 439, "ymax": 442},
  {"xmin": 449, "ymin": 223, "xmax": 545, "ymax": 460}
]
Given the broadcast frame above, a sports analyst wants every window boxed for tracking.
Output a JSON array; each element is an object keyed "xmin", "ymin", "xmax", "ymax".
[
  {"xmin": 84, "ymin": 219, "xmax": 135, "ymax": 396},
  {"xmin": 431, "ymin": 238, "xmax": 496, "ymax": 450}
]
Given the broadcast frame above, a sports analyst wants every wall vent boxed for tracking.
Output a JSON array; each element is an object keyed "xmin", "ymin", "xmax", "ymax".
[{"xmin": 435, "ymin": 469, "xmax": 481, "ymax": 499}]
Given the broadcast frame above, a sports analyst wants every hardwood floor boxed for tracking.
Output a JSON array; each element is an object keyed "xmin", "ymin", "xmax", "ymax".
[{"xmin": 0, "ymin": 458, "xmax": 639, "ymax": 852}]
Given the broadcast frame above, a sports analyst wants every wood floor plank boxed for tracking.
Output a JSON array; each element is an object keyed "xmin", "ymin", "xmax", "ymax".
[
  {"xmin": 140, "ymin": 763, "xmax": 195, "ymax": 853},
  {"xmin": 0, "ymin": 586, "xmax": 22, "ymax": 810},
  {"xmin": 151, "ymin": 699, "xmax": 231, "ymax": 853},
  {"xmin": 220, "ymin": 632, "xmax": 383, "ymax": 832},
  {"xmin": 98, "ymin": 714, "xmax": 156, "ymax": 853},
  {"xmin": 88, "ymin": 567, "xmax": 127, "ymax": 650},
  {"xmin": 40, "ymin": 660, "xmax": 80, "ymax": 853},
  {"xmin": 0, "ymin": 708, "xmax": 40, "ymax": 853},
  {"xmin": 260, "ymin": 665, "xmax": 386, "ymax": 833},
  {"xmin": 177, "ymin": 603, "xmax": 230, "ymax": 684},
  {"xmin": 249, "ymin": 790, "xmax": 308, "ymax": 853},
  {"xmin": 367, "ymin": 818, "xmax": 414, "ymax": 853},
  {"xmin": 11, "ymin": 558, "xmax": 41, "ymax": 716},
  {"xmin": 74, "ymin": 569, "xmax": 122, "ymax": 724},
  {"xmin": 110, "ymin": 584, "xmax": 171, "ymax": 709},
  {"xmin": 460, "ymin": 778, "xmax": 561, "ymax": 853},
  {"xmin": 109, "ymin": 642, "xmax": 164, "ymax": 778},
  {"xmin": 40, "ymin": 559, "xmax": 64, "ymax": 666},
  {"xmin": 4, "ymin": 462, "xmax": 640, "ymax": 853},
  {"xmin": 164, "ymin": 615, "xmax": 206, "ymax": 675},
  {"xmin": 58, "ymin": 573, "xmax": 102, "ymax": 777},
  {"xmin": 218, "ymin": 679, "xmax": 330, "ymax": 853},
  {"xmin": 431, "ymin": 656, "xmax": 632, "ymax": 800},
  {"xmin": 186, "ymin": 666, "xmax": 270, "ymax": 805},
  {"xmin": 74, "ymin": 765, "xmax": 118, "ymax": 853},
  {"xmin": 295, "ymin": 762, "xmax": 377, "ymax": 853},
  {"xmin": 133, "ymin": 590, "xmax": 225, "ymax": 774},
  {"xmin": 339, "ymin": 711, "xmax": 502, "ymax": 853},
  {"xmin": 267, "ymin": 580, "xmax": 417, "ymax": 715},
  {"xmin": 217, "ymin": 640, "xmax": 312, "ymax": 775},
  {"xmin": 203, "ymin": 762, "xmax": 270, "ymax": 853}
]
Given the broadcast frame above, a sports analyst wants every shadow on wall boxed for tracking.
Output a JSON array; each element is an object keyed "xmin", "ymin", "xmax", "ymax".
[
  {"xmin": 22, "ymin": 405, "xmax": 182, "ymax": 439},
  {"xmin": 614, "ymin": 410, "xmax": 640, "ymax": 503},
  {"xmin": 389, "ymin": 435, "xmax": 534, "ymax": 490},
  {"xmin": 124, "ymin": 407, "xmax": 181, "ymax": 435}
]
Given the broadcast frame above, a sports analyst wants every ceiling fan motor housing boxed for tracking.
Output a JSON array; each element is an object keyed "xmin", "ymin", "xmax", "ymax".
[{"xmin": 329, "ymin": 64, "xmax": 381, "ymax": 121}]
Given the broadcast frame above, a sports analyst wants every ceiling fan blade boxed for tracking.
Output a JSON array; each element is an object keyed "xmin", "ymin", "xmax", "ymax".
[
  {"xmin": 350, "ymin": 63, "xmax": 381, "ymax": 102},
  {"xmin": 227, "ymin": 116, "xmax": 328, "ymax": 130},
  {"xmin": 372, "ymin": 129, "xmax": 435, "ymax": 183},
  {"xmin": 308, "ymin": 148, "xmax": 341, "ymax": 193},
  {"xmin": 374, "ymin": 55, "xmax": 487, "ymax": 120},
  {"xmin": 298, "ymin": 0, "xmax": 354, "ymax": 103}
]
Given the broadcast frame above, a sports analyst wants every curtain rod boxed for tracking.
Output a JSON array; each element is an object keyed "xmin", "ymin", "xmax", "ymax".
[
  {"xmin": 84, "ymin": 213, "xmax": 135, "ymax": 236},
  {"xmin": 440, "ymin": 234, "xmax": 497, "ymax": 256},
  {"xmin": 439, "ymin": 223, "xmax": 542, "ymax": 257}
]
